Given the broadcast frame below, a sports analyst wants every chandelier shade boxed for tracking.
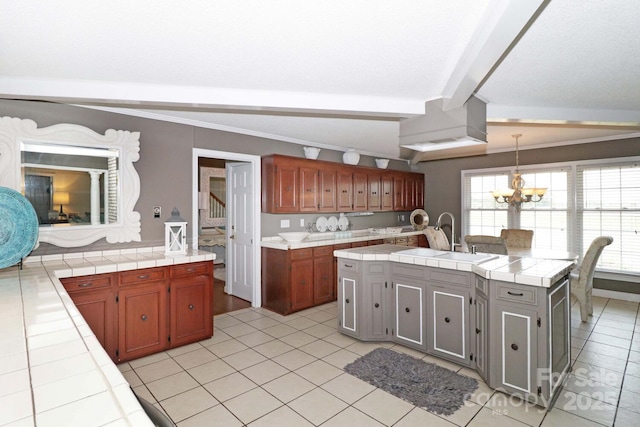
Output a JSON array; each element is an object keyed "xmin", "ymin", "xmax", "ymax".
[{"xmin": 491, "ymin": 134, "xmax": 546, "ymax": 211}]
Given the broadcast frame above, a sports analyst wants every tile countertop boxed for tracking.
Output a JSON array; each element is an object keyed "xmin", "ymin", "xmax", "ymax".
[
  {"xmin": 0, "ymin": 247, "xmax": 215, "ymax": 427},
  {"xmin": 334, "ymin": 244, "xmax": 576, "ymax": 288},
  {"xmin": 261, "ymin": 228, "xmax": 425, "ymax": 250}
]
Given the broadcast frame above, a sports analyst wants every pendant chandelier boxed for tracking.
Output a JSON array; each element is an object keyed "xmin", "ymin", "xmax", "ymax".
[{"xmin": 491, "ymin": 134, "xmax": 546, "ymax": 211}]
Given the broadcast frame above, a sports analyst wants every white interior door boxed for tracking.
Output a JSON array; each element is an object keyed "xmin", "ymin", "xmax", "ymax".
[{"xmin": 227, "ymin": 162, "xmax": 253, "ymax": 302}]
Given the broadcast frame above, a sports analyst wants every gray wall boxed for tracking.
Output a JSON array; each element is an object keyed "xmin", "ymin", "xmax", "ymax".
[
  {"xmin": 0, "ymin": 99, "xmax": 414, "ymax": 253},
  {"xmin": 416, "ymin": 136, "xmax": 640, "ymax": 293}
]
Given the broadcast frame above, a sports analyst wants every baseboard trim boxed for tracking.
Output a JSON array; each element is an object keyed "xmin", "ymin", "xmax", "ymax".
[{"xmin": 593, "ymin": 289, "xmax": 640, "ymax": 303}]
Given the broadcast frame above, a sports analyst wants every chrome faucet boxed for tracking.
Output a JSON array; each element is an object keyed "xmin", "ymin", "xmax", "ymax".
[{"xmin": 434, "ymin": 211, "xmax": 456, "ymax": 251}]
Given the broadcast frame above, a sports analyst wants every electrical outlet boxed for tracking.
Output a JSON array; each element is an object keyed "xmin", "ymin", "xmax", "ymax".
[
  {"xmin": 280, "ymin": 219, "xmax": 290, "ymax": 228},
  {"xmin": 300, "ymin": 218, "xmax": 305, "ymax": 227},
  {"xmin": 153, "ymin": 206, "xmax": 161, "ymax": 218}
]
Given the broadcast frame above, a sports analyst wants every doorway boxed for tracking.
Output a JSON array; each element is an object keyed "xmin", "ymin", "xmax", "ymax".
[{"xmin": 192, "ymin": 148, "xmax": 262, "ymax": 314}]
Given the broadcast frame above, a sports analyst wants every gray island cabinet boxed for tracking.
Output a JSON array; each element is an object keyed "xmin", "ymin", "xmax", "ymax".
[{"xmin": 336, "ymin": 245, "xmax": 573, "ymax": 408}]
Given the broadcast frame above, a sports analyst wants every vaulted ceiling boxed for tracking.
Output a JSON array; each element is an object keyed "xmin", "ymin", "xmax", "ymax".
[{"xmin": 1, "ymin": 0, "xmax": 639, "ymax": 161}]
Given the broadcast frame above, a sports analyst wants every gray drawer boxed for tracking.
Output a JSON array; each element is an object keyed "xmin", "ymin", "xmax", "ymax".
[
  {"xmin": 339, "ymin": 260, "xmax": 359, "ymax": 273},
  {"xmin": 496, "ymin": 284, "xmax": 537, "ymax": 305}
]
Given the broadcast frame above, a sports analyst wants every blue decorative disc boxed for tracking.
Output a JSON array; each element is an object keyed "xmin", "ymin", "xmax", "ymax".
[{"xmin": 0, "ymin": 186, "xmax": 39, "ymax": 269}]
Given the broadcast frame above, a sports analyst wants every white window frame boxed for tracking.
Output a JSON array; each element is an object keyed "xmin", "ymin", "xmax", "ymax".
[{"xmin": 462, "ymin": 156, "xmax": 640, "ymax": 282}]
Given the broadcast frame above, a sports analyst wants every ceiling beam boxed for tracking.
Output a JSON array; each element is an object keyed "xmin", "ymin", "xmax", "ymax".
[{"xmin": 440, "ymin": 0, "xmax": 547, "ymax": 111}]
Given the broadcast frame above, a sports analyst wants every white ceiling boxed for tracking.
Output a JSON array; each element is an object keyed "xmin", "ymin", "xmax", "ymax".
[{"xmin": 1, "ymin": 0, "xmax": 639, "ymax": 161}]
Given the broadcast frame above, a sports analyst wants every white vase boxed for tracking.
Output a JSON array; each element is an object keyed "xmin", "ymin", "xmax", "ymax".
[{"xmin": 342, "ymin": 149, "xmax": 360, "ymax": 165}]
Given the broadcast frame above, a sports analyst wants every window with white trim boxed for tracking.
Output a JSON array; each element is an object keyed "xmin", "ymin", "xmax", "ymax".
[{"xmin": 462, "ymin": 157, "xmax": 639, "ymax": 276}]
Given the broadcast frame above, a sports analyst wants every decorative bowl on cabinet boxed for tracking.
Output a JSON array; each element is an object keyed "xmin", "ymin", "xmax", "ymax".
[
  {"xmin": 303, "ymin": 146, "xmax": 321, "ymax": 159},
  {"xmin": 343, "ymin": 149, "xmax": 360, "ymax": 165},
  {"xmin": 278, "ymin": 232, "xmax": 310, "ymax": 242}
]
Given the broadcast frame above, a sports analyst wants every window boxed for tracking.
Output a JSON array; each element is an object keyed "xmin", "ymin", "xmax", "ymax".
[{"xmin": 462, "ymin": 157, "xmax": 640, "ymax": 276}]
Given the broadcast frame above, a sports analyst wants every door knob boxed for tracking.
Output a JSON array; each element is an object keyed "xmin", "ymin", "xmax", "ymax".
[
  {"xmin": 445, "ymin": 317, "xmax": 450, "ymax": 323},
  {"xmin": 405, "ymin": 307, "xmax": 410, "ymax": 313},
  {"xmin": 230, "ymin": 234, "xmax": 235, "ymax": 239},
  {"xmin": 188, "ymin": 304, "xmax": 194, "ymax": 310},
  {"xmin": 345, "ymin": 298, "xmax": 350, "ymax": 304},
  {"xmin": 374, "ymin": 303, "xmax": 379, "ymax": 308},
  {"xmin": 141, "ymin": 314, "xmax": 147, "ymax": 321},
  {"xmin": 511, "ymin": 343, "xmax": 519, "ymax": 351}
]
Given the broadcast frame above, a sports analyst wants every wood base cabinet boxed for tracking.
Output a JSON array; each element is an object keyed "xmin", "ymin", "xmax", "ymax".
[{"xmin": 62, "ymin": 261, "xmax": 214, "ymax": 363}]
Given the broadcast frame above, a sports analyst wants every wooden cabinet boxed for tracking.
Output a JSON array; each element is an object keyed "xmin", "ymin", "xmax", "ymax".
[
  {"xmin": 62, "ymin": 273, "xmax": 118, "ymax": 362},
  {"xmin": 336, "ymin": 170, "xmax": 354, "ymax": 211},
  {"xmin": 169, "ymin": 263, "xmax": 213, "ymax": 348},
  {"xmin": 291, "ymin": 258, "xmax": 314, "ymax": 311},
  {"xmin": 294, "ymin": 164, "xmax": 338, "ymax": 212},
  {"xmin": 313, "ymin": 246, "xmax": 335, "ymax": 305},
  {"xmin": 262, "ymin": 155, "xmax": 298, "ymax": 212},
  {"xmin": 118, "ymin": 281, "xmax": 168, "ymax": 362},
  {"xmin": 353, "ymin": 172, "xmax": 368, "ymax": 210},
  {"xmin": 62, "ymin": 262, "xmax": 214, "ymax": 363},
  {"xmin": 262, "ymin": 154, "xmax": 423, "ymax": 213}
]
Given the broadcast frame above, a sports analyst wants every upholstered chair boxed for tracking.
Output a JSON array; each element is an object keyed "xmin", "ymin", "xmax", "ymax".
[
  {"xmin": 424, "ymin": 227, "xmax": 450, "ymax": 251},
  {"xmin": 500, "ymin": 229, "xmax": 534, "ymax": 249},
  {"xmin": 463, "ymin": 235, "xmax": 508, "ymax": 255},
  {"xmin": 571, "ymin": 236, "xmax": 614, "ymax": 322}
]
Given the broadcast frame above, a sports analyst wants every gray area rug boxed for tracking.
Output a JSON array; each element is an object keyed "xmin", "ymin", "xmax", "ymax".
[{"xmin": 344, "ymin": 348, "xmax": 478, "ymax": 415}]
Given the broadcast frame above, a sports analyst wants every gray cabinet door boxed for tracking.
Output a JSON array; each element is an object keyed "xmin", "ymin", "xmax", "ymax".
[
  {"xmin": 364, "ymin": 276, "xmax": 389, "ymax": 340},
  {"xmin": 338, "ymin": 275, "xmax": 358, "ymax": 337},
  {"xmin": 428, "ymin": 286, "xmax": 469, "ymax": 365},
  {"xmin": 394, "ymin": 282, "xmax": 425, "ymax": 350},
  {"xmin": 546, "ymin": 278, "xmax": 570, "ymax": 400},
  {"xmin": 495, "ymin": 304, "xmax": 538, "ymax": 396},
  {"xmin": 475, "ymin": 293, "xmax": 488, "ymax": 381}
]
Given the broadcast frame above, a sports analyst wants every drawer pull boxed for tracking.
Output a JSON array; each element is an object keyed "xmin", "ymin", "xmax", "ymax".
[
  {"xmin": 374, "ymin": 303, "xmax": 379, "ymax": 308},
  {"xmin": 345, "ymin": 298, "xmax": 350, "ymax": 304},
  {"xmin": 511, "ymin": 343, "xmax": 518, "ymax": 351},
  {"xmin": 186, "ymin": 268, "xmax": 195, "ymax": 272},
  {"xmin": 78, "ymin": 283, "xmax": 92, "ymax": 288},
  {"xmin": 345, "ymin": 264, "xmax": 353, "ymax": 268},
  {"xmin": 444, "ymin": 317, "xmax": 450, "ymax": 323},
  {"xmin": 141, "ymin": 314, "xmax": 148, "ymax": 321},
  {"xmin": 405, "ymin": 307, "xmax": 410, "ymax": 313},
  {"xmin": 476, "ymin": 328, "xmax": 481, "ymax": 334},
  {"xmin": 507, "ymin": 291, "xmax": 524, "ymax": 296},
  {"xmin": 138, "ymin": 274, "xmax": 150, "ymax": 280},
  {"xmin": 188, "ymin": 304, "xmax": 194, "ymax": 311}
]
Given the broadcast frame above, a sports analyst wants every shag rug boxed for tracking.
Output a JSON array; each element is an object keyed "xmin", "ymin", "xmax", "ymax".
[{"xmin": 344, "ymin": 348, "xmax": 478, "ymax": 415}]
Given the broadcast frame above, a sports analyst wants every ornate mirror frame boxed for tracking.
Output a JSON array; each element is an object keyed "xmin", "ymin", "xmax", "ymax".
[{"xmin": 0, "ymin": 116, "xmax": 142, "ymax": 247}]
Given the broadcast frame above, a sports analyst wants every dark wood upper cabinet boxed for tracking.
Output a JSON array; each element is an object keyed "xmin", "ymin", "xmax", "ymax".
[{"xmin": 261, "ymin": 154, "xmax": 424, "ymax": 213}]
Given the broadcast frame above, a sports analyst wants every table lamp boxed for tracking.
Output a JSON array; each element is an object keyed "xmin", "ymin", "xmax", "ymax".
[{"xmin": 53, "ymin": 191, "xmax": 69, "ymax": 219}]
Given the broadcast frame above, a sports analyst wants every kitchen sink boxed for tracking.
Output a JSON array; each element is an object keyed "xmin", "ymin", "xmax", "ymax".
[
  {"xmin": 394, "ymin": 248, "xmax": 449, "ymax": 258},
  {"xmin": 434, "ymin": 252, "xmax": 498, "ymax": 263},
  {"xmin": 394, "ymin": 248, "xmax": 498, "ymax": 264}
]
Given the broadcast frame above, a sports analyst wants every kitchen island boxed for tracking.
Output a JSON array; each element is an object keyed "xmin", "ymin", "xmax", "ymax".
[
  {"xmin": 0, "ymin": 247, "xmax": 214, "ymax": 427},
  {"xmin": 335, "ymin": 245, "xmax": 576, "ymax": 408}
]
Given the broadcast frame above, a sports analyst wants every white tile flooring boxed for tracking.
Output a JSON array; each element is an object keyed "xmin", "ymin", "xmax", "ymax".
[{"xmin": 118, "ymin": 296, "xmax": 640, "ymax": 426}]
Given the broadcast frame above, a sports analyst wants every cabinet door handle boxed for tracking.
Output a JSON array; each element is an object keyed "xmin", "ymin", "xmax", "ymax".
[
  {"xmin": 186, "ymin": 268, "xmax": 195, "ymax": 273},
  {"xmin": 345, "ymin": 264, "xmax": 353, "ymax": 268},
  {"xmin": 374, "ymin": 303, "xmax": 379, "ymax": 308},
  {"xmin": 141, "ymin": 314, "xmax": 148, "ymax": 321},
  {"xmin": 78, "ymin": 283, "xmax": 92, "ymax": 288},
  {"xmin": 507, "ymin": 291, "xmax": 524, "ymax": 296},
  {"xmin": 138, "ymin": 274, "xmax": 149, "ymax": 280},
  {"xmin": 405, "ymin": 307, "xmax": 410, "ymax": 313},
  {"xmin": 511, "ymin": 343, "xmax": 518, "ymax": 351},
  {"xmin": 345, "ymin": 298, "xmax": 350, "ymax": 304},
  {"xmin": 476, "ymin": 328, "xmax": 481, "ymax": 334},
  {"xmin": 188, "ymin": 304, "xmax": 194, "ymax": 310},
  {"xmin": 444, "ymin": 317, "xmax": 450, "ymax": 323}
]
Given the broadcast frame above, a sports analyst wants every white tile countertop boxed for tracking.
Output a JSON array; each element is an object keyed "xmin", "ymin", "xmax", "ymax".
[
  {"xmin": 0, "ymin": 247, "xmax": 215, "ymax": 427},
  {"xmin": 261, "ymin": 228, "xmax": 425, "ymax": 250},
  {"xmin": 334, "ymin": 244, "xmax": 576, "ymax": 288}
]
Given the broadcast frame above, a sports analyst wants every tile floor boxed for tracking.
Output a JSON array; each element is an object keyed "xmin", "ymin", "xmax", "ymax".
[{"xmin": 118, "ymin": 296, "xmax": 640, "ymax": 426}]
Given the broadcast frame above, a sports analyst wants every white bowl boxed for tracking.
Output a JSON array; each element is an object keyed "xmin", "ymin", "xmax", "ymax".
[
  {"xmin": 303, "ymin": 147, "xmax": 320, "ymax": 159},
  {"xmin": 278, "ymin": 232, "xmax": 310, "ymax": 242},
  {"xmin": 375, "ymin": 158, "xmax": 389, "ymax": 169}
]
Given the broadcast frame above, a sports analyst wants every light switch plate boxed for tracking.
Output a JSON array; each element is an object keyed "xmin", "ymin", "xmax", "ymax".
[{"xmin": 280, "ymin": 219, "xmax": 290, "ymax": 228}]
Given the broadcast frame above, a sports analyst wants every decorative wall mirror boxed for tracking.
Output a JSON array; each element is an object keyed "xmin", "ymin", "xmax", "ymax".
[
  {"xmin": 199, "ymin": 167, "xmax": 226, "ymax": 228},
  {"xmin": 0, "ymin": 117, "xmax": 141, "ymax": 247}
]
